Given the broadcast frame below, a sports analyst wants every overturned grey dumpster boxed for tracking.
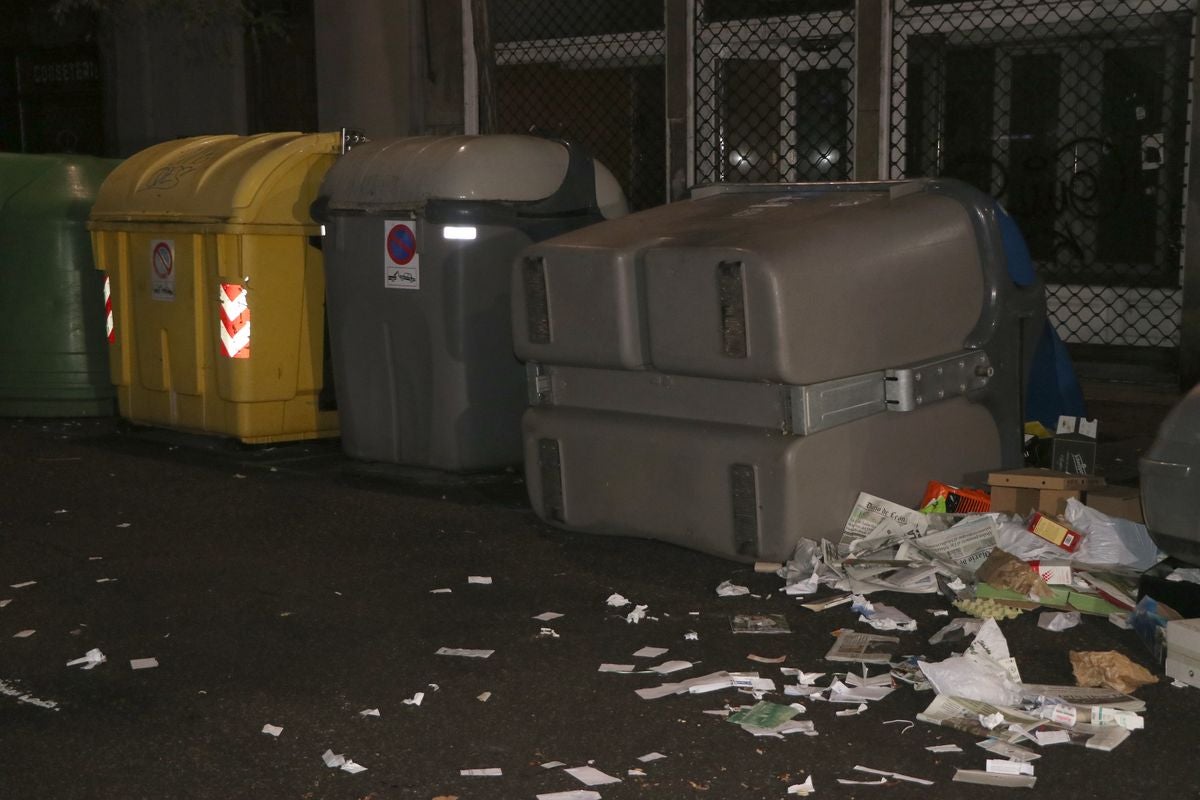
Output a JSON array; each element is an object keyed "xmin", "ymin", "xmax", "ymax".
[
  {"xmin": 315, "ymin": 134, "xmax": 627, "ymax": 470},
  {"xmin": 512, "ymin": 180, "xmax": 1045, "ymax": 562}
]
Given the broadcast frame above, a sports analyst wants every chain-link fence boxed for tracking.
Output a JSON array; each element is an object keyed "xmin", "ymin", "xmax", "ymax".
[
  {"xmin": 889, "ymin": 0, "xmax": 1194, "ymax": 349},
  {"xmin": 693, "ymin": 0, "xmax": 857, "ymax": 185},
  {"xmin": 477, "ymin": 0, "xmax": 666, "ymax": 211}
]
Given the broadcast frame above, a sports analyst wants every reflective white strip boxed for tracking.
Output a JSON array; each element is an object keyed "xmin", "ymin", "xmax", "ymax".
[
  {"xmin": 218, "ymin": 283, "xmax": 250, "ymax": 358},
  {"xmin": 443, "ymin": 226, "xmax": 477, "ymax": 240},
  {"xmin": 220, "ymin": 322, "xmax": 251, "ymax": 357},
  {"xmin": 103, "ymin": 275, "xmax": 114, "ymax": 343}
]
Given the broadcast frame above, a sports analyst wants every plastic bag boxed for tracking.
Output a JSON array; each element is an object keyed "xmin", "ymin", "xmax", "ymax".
[{"xmin": 1064, "ymin": 499, "xmax": 1162, "ymax": 571}]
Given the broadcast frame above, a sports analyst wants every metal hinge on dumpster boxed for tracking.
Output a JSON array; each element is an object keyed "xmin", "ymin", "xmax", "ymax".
[{"xmin": 885, "ymin": 350, "xmax": 993, "ymax": 412}]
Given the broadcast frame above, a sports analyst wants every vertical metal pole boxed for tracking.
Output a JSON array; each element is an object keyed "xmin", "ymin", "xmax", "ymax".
[
  {"xmin": 666, "ymin": 0, "xmax": 690, "ymax": 201},
  {"xmin": 461, "ymin": 0, "xmax": 479, "ymax": 134},
  {"xmin": 854, "ymin": 0, "xmax": 884, "ymax": 180},
  {"xmin": 1182, "ymin": 4, "xmax": 1200, "ymax": 390}
]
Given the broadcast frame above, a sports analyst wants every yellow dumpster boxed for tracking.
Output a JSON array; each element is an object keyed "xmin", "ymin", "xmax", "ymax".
[{"xmin": 88, "ymin": 132, "xmax": 340, "ymax": 443}]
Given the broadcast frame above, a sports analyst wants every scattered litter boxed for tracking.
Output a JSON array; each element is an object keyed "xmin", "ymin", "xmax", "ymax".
[
  {"xmin": 66, "ymin": 649, "xmax": 106, "ymax": 670},
  {"xmin": 1039, "ymin": 611, "xmax": 1082, "ymax": 631},
  {"xmin": 468, "ymin": 576, "xmax": 492, "ymax": 585},
  {"xmin": 476, "ymin": 691, "xmax": 491, "ymax": 702},
  {"xmin": 321, "ymin": 749, "xmax": 345, "ymax": 767},
  {"xmin": 978, "ymin": 711, "xmax": 1005, "ymax": 729},
  {"xmin": 536, "ymin": 791, "xmax": 602, "ymax": 800},
  {"xmin": 801, "ymin": 594, "xmax": 853, "ymax": 611},
  {"xmin": 824, "ymin": 632, "xmax": 899, "ymax": 663},
  {"xmin": 1108, "ymin": 612, "xmax": 1132, "ymax": 630},
  {"xmin": 233, "ymin": 474, "xmax": 246, "ymax": 479},
  {"xmin": 0, "ymin": 599, "xmax": 10, "ymax": 607},
  {"xmin": 650, "ymin": 660, "xmax": 693, "ymax": 675},
  {"xmin": 953, "ymin": 598, "xmax": 1025, "ymax": 620},
  {"xmin": 684, "ymin": 631, "xmax": 699, "ymax": 641},
  {"xmin": 95, "ymin": 578, "xmax": 117, "ymax": 584},
  {"xmin": 606, "ymin": 593, "xmax": 630, "ymax": 607},
  {"xmin": 854, "ymin": 599, "xmax": 917, "ymax": 632},
  {"xmin": 835, "ymin": 703, "xmax": 868, "ymax": 717},
  {"xmin": 116, "ymin": 523, "xmax": 131, "ymax": 529},
  {"xmin": 460, "ymin": 768, "xmax": 502, "ymax": 777},
  {"xmin": 637, "ymin": 752, "xmax": 667, "ymax": 762},
  {"xmin": 534, "ymin": 612, "xmax": 564, "ymax": 622},
  {"xmin": 731, "ymin": 613, "xmax": 790, "ymax": 634},
  {"xmin": 633, "ymin": 646, "xmax": 668, "ymax": 658},
  {"xmin": 929, "ymin": 617, "xmax": 984, "ymax": 645},
  {"xmin": 837, "ymin": 776, "xmax": 887, "ymax": 786},
  {"xmin": 787, "ymin": 776, "xmax": 816, "ymax": 795},
  {"xmin": 978, "ymin": 739, "xmax": 1040, "ymax": 761},
  {"xmin": 976, "ymin": 548, "xmax": 1054, "ymax": 600},
  {"xmin": 636, "ymin": 670, "xmax": 738, "ymax": 700},
  {"xmin": 926, "ymin": 744, "xmax": 962, "ymax": 753},
  {"xmin": 986, "ymin": 759, "xmax": 1034, "ymax": 776},
  {"xmin": 953, "ymin": 769, "xmax": 1036, "ymax": 788},
  {"xmin": 54, "ymin": 509, "xmax": 69, "ymax": 514},
  {"xmin": 436, "ymin": 647, "xmax": 494, "ymax": 658},
  {"xmin": 1034, "ymin": 730, "xmax": 1071, "ymax": 746},
  {"xmin": 12, "ymin": 629, "xmax": 34, "ymax": 638},
  {"xmin": 853, "ymin": 765, "xmax": 933, "ymax": 786},
  {"xmin": 782, "ymin": 669, "xmax": 826, "ymax": 685},
  {"xmin": 279, "ymin": 611, "xmax": 293, "ymax": 617},
  {"xmin": 1167, "ymin": 567, "xmax": 1200, "ymax": 584},
  {"xmin": 564, "ymin": 765, "xmax": 622, "ymax": 786},
  {"xmin": 541, "ymin": 761, "xmax": 566, "ymax": 769},
  {"xmin": 10, "ymin": 581, "xmax": 35, "ymax": 589},
  {"xmin": 1070, "ymin": 651, "xmax": 1157, "ymax": 693},
  {"xmin": 430, "ymin": 588, "xmax": 452, "ymax": 594},
  {"xmin": 538, "ymin": 627, "xmax": 560, "ymax": 639},
  {"xmin": 716, "ymin": 580, "xmax": 750, "ymax": 597},
  {"xmin": 88, "ymin": 557, "xmax": 103, "ymax": 561},
  {"xmin": 1091, "ymin": 706, "xmax": 1144, "ymax": 730},
  {"xmin": 129, "ymin": 658, "xmax": 158, "ymax": 670},
  {"xmin": 261, "ymin": 724, "xmax": 282, "ymax": 737},
  {"xmin": 625, "ymin": 605, "xmax": 648, "ymax": 624},
  {"xmin": 340, "ymin": 760, "xmax": 367, "ymax": 774},
  {"xmin": 882, "ymin": 719, "xmax": 914, "ymax": 733},
  {"xmin": 359, "ymin": 707, "xmax": 380, "ymax": 716},
  {"xmin": 918, "ymin": 619, "xmax": 1023, "ymax": 707},
  {"xmin": 627, "ymin": 768, "xmax": 646, "ymax": 776},
  {"xmin": 726, "ymin": 700, "xmax": 799, "ymax": 735},
  {"xmin": 928, "ymin": 608, "xmax": 950, "ymax": 617},
  {"xmin": 599, "ymin": 664, "xmax": 636, "ymax": 673},
  {"xmin": 747, "ymin": 654, "xmax": 786, "ymax": 664}
]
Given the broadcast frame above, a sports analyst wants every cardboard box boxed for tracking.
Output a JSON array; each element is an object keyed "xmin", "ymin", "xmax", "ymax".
[
  {"xmin": 1166, "ymin": 618, "xmax": 1200, "ymax": 689},
  {"xmin": 1086, "ymin": 486, "xmax": 1144, "ymax": 523},
  {"xmin": 1051, "ymin": 416, "xmax": 1098, "ymax": 475},
  {"xmin": 987, "ymin": 468, "xmax": 1105, "ymax": 516}
]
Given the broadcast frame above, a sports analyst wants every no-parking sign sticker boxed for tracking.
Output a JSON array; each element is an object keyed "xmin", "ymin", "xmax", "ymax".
[
  {"xmin": 150, "ymin": 239, "xmax": 175, "ymax": 301},
  {"xmin": 384, "ymin": 220, "xmax": 419, "ymax": 290}
]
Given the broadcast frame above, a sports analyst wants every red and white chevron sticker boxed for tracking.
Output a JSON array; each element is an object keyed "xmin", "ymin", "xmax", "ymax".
[
  {"xmin": 103, "ymin": 274, "xmax": 114, "ymax": 344},
  {"xmin": 218, "ymin": 283, "xmax": 251, "ymax": 359}
]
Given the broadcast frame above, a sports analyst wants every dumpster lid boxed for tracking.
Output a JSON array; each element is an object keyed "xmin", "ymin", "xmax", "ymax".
[
  {"xmin": 0, "ymin": 153, "xmax": 119, "ymax": 218},
  {"xmin": 316, "ymin": 134, "xmax": 627, "ymax": 219},
  {"xmin": 88, "ymin": 132, "xmax": 341, "ymax": 226}
]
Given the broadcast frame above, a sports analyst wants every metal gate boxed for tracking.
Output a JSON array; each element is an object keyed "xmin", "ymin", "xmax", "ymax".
[
  {"xmin": 889, "ymin": 0, "xmax": 1194, "ymax": 355},
  {"xmin": 471, "ymin": 0, "xmax": 1197, "ymax": 375}
]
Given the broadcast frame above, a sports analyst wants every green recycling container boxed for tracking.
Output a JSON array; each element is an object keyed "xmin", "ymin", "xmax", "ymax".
[{"xmin": 0, "ymin": 153, "xmax": 121, "ymax": 416}]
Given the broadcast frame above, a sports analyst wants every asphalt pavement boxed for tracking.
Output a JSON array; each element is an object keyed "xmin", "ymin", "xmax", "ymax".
[{"xmin": 0, "ymin": 417, "xmax": 1196, "ymax": 800}]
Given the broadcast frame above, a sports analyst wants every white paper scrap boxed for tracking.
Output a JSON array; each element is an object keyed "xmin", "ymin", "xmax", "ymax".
[
  {"xmin": 748, "ymin": 654, "xmax": 787, "ymax": 664},
  {"xmin": 716, "ymin": 580, "xmax": 750, "ymax": 597},
  {"xmin": 979, "ymin": 712, "xmax": 1005, "ymax": 730},
  {"xmin": 1038, "ymin": 611, "xmax": 1081, "ymax": 632},
  {"xmin": 436, "ymin": 647, "xmax": 494, "ymax": 658},
  {"xmin": 359, "ymin": 707, "xmax": 381, "ymax": 716},
  {"xmin": 565, "ymin": 765, "xmax": 622, "ymax": 786},
  {"xmin": 606, "ymin": 593, "xmax": 630, "ymax": 607},
  {"xmin": 926, "ymin": 744, "xmax": 963, "ymax": 753},
  {"xmin": 13, "ymin": 629, "xmax": 35, "ymax": 638},
  {"xmin": 637, "ymin": 752, "xmax": 667, "ymax": 763},
  {"xmin": 539, "ymin": 627, "xmax": 560, "ymax": 638},
  {"xmin": 986, "ymin": 759, "xmax": 1034, "ymax": 776},
  {"xmin": 650, "ymin": 660, "xmax": 693, "ymax": 675},
  {"xmin": 628, "ymin": 768, "xmax": 647, "ymax": 776},
  {"xmin": 788, "ymin": 776, "xmax": 816, "ymax": 795},
  {"xmin": 534, "ymin": 611, "xmax": 564, "ymax": 622},
  {"xmin": 625, "ymin": 605, "xmax": 648, "ymax": 624},
  {"xmin": 261, "ymin": 724, "xmax": 283, "ymax": 737},
  {"xmin": 684, "ymin": 631, "xmax": 699, "ymax": 640},
  {"xmin": 66, "ymin": 648, "xmax": 106, "ymax": 670},
  {"xmin": 541, "ymin": 760, "xmax": 566, "ymax": 769},
  {"xmin": 129, "ymin": 657, "xmax": 158, "ymax": 670},
  {"xmin": 10, "ymin": 581, "xmax": 35, "ymax": 589},
  {"xmin": 322, "ymin": 749, "xmax": 345, "ymax": 768},
  {"xmin": 835, "ymin": 703, "xmax": 868, "ymax": 717},
  {"xmin": 599, "ymin": 663, "xmax": 636, "ymax": 673},
  {"xmin": 1034, "ymin": 730, "xmax": 1071, "ymax": 746},
  {"xmin": 468, "ymin": 576, "xmax": 492, "ymax": 585},
  {"xmin": 430, "ymin": 588, "xmax": 452, "ymax": 594},
  {"xmin": 536, "ymin": 791, "xmax": 602, "ymax": 800},
  {"xmin": 855, "ymin": 765, "xmax": 933, "ymax": 786},
  {"xmin": 954, "ymin": 769, "xmax": 1036, "ymax": 788},
  {"xmin": 0, "ymin": 599, "xmax": 10, "ymax": 607},
  {"xmin": 477, "ymin": 691, "xmax": 492, "ymax": 702},
  {"xmin": 340, "ymin": 760, "xmax": 367, "ymax": 774},
  {"xmin": 95, "ymin": 578, "xmax": 118, "ymax": 583},
  {"xmin": 403, "ymin": 692, "xmax": 424, "ymax": 706},
  {"xmin": 116, "ymin": 523, "xmax": 131, "ymax": 528},
  {"xmin": 633, "ymin": 646, "xmax": 668, "ymax": 659},
  {"xmin": 460, "ymin": 767, "xmax": 503, "ymax": 776}
]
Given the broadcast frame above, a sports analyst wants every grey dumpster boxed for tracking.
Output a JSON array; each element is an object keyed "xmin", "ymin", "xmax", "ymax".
[
  {"xmin": 315, "ymin": 134, "xmax": 627, "ymax": 470},
  {"xmin": 513, "ymin": 180, "xmax": 1046, "ymax": 562},
  {"xmin": 1141, "ymin": 383, "xmax": 1200, "ymax": 565}
]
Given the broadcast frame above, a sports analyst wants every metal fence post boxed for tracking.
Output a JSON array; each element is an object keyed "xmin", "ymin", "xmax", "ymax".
[
  {"xmin": 666, "ymin": 0, "xmax": 691, "ymax": 201},
  {"xmin": 1182, "ymin": 2, "xmax": 1200, "ymax": 390},
  {"xmin": 854, "ymin": 0, "xmax": 884, "ymax": 181}
]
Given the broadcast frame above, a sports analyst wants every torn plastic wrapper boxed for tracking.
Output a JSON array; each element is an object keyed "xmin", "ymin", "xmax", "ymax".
[{"xmin": 918, "ymin": 619, "xmax": 1024, "ymax": 707}]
